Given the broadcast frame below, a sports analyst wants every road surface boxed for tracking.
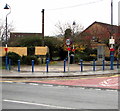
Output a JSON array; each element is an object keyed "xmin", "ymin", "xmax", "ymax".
[{"xmin": 2, "ymin": 81, "xmax": 118, "ymax": 109}]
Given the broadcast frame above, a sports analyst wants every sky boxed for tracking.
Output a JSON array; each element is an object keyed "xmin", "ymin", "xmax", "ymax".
[{"xmin": 0, "ymin": 0, "xmax": 119, "ymax": 36}]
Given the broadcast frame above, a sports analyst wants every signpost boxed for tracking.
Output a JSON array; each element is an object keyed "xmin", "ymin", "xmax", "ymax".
[
  {"xmin": 65, "ymin": 39, "xmax": 76, "ymax": 72},
  {"xmin": 65, "ymin": 39, "xmax": 71, "ymax": 72},
  {"xmin": 109, "ymin": 36, "xmax": 115, "ymax": 70}
]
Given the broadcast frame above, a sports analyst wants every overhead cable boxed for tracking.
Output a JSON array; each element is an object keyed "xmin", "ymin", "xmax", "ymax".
[{"xmin": 47, "ymin": 0, "xmax": 104, "ymax": 11}]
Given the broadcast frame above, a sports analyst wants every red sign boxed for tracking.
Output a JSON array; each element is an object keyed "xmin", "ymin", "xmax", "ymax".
[
  {"xmin": 67, "ymin": 47, "xmax": 71, "ymax": 51},
  {"xmin": 72, "ymin": 49, "xmax": 75, "ymax": 52},
  {"xmin": 4, "ymin": 47, "xmax": 8, "ymax": 52},
  {"xmin": 110, "ymin": 48, "xmax": 115, "ymax": 51}
]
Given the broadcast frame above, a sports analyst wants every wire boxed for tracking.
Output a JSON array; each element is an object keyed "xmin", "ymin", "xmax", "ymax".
[{"xmin": 47, "ymin": 0, "xmax": 104, "ymax": 11}]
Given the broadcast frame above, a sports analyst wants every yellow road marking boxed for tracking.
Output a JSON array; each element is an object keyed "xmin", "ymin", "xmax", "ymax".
[
  {"xmin": 59, "ymin": 74, "xmax": 120, "ymax": 81},
  {"xmin": 1, "ymin": 74, "xmax": 119, "ymax": 83},
  {"xmin": 0, "ymin": 80, "xmax": 29, "ymax": 83}
]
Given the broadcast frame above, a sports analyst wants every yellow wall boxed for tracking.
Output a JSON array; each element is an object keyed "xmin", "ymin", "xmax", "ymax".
[
  {"xmin": 0, "ymin": 46, "xmax": 48, "ymax": 57},
  {"xmin": 35, "ymin": 46, "xmax": 48, "ymax": 55},
  {"xmin": 0, "ymin": 47, "xmax": 27, "ymax": 57}
]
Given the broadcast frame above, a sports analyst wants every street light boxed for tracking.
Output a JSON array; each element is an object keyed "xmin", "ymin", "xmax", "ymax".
[
  {"xmin": 4, "ymin": 3, "xmax": 11, "ymax": 70},
  {"xmin": 70, "ymin": 21, "xmax": 76, "ymax": 64},
  {"xmin": 4, "ymin": 3, "xmax": 11, "ymax": 47}
]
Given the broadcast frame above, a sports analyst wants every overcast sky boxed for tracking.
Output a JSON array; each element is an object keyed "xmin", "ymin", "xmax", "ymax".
[{"xmin": 0, "ymin": 0, "xmax": 119, "ymax": 36}]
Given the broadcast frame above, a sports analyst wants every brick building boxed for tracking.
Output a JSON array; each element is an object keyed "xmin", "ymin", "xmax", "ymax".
[
  {"xmin": 10, "ymin": 32, "xmax": 42, "ymax": 38},
  {"xmin": 79, "ymin": 21, "xmax": 120, "ymax": 58},
  {"xmin": 79, "ymin": 21, "xmax": 119, "ymax": 45}
]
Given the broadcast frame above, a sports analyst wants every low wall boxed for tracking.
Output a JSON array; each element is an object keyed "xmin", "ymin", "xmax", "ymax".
[
  {"xmin": 35, "ymin": 46, "xmax": 48, "ymax": 55},
  {"xmin": 0, "ymin": 47, "xmax": 27, "ymax": 57},
  {"xmin": 0, "ymin": 46, "xmax": 48, "ymax": 57}
]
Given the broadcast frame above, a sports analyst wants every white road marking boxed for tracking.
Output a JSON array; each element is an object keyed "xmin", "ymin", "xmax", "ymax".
[
  {"xmin": 42, "ymin": 84, "xmax": 54, "ymax": 87},
  {"xmin": 3, "ymin": 99, "xmax": 74, "ymax": 109},
  {"xmin": 99, "ymin": 78, "xmax": 118, "ymax": 87},
  {"xmin": 28, "ymin": 83, "xmax": 38, "ymax": 85}
]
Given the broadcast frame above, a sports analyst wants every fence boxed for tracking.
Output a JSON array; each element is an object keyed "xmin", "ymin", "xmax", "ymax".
[{"xmin": 4, "ymin": 58, "xmax": 120, "ymax": 73}]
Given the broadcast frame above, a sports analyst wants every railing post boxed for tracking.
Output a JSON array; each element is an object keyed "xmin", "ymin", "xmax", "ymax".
[
  {"xmin": 18, "ymin": 60, "xmax": 20, "ymax": 72},
  {"xmin": 93, "ymin": 59, "xmax": 96, "ymax": 71},
  {"xmin": 102, "ymin": 59, "xmax": 105, "ymax": 70},
  {"xmin": 117, "ymin": 58, "xmax": 119, "ymax": 69},
  {"xmin": 80, "ymin": 59, "xmax": 83, "ymax": 72},
  {"xmin": 5, "ymin": 55, "xmax": 8, "ymax": 70},
  {"xmin": 46, "ymin": 59, "xmax": 49, "ymax": 73},
  {"xmin": 32, "ymin": 60, "xmax": 34, "ymax": 72},
  {"xmin": 8, "ymin": 59, "xmax": 11, "ymax": 70},
  {"xmin": 110, "ymin": 51, "xmax": 114, "ymax": 70},
  {"xmin": 64, "ymin": 59, "xmax": 66, "ymax": 72}
]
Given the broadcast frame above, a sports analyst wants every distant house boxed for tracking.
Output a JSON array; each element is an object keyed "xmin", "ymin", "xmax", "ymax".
[
  {"xmin": 79, "ymin": 21, "xmax": 120, "ymax": 57},
  {"xmin": 10, "ymin": 32, "xmax": 42, "ymax": 38},
  {"xmin": 79, "ymin": 21, "xmax": 119, "ymax": 45}
]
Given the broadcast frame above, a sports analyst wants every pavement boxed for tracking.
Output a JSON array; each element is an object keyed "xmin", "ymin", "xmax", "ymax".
[
  {"xmin": 1, "ymin": 63, "xmax": 120, "ymax": 90},
  {"xmin": 1, "ymin": 62, "xmax": 120, "ymax": 78}
]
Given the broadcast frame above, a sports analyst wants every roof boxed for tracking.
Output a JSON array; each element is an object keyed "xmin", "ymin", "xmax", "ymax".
[{"xmin": 80, "ymin": 21, "xmax": 118, "ymax": 35}]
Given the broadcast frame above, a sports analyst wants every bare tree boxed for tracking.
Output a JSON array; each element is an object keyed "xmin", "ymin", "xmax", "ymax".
[
  {"xmin": 55, "ymin": 21, "xmax": 84, "ymax": 37},
  {"xmin": 0, "ymin": 19, "xmax": 14, "ymax": 43}
]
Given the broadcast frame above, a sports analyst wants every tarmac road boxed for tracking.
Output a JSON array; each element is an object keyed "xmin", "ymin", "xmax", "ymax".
[{"xmin": 2, "ymin": 81, "xmax": 118, "ymax": 109}]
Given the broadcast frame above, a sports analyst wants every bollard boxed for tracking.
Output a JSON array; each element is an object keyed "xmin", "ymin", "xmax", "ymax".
[
  {"xmin": 117, "ymin": 58, "xmax": 119, "ymax": 69},
  {"xmin": 5, "ymin": 56, "xmax": 8, "ymax": 70},
  {"xmin": 110, "ymin": 51, "xmax": 114, "ymax": 70},
  {"xmin": 102, "ymin": 60, "xmax": 105, "ymax": 70},
  {"xmin": 32, "ymin": 60, "xmax": 34, "ymax": 72},
  {"xmin": 46, "ymin": 59, "xmax": 49, "ymax": 73},
  {"xmin": 8, "ymin": 59, "xmax": 11, "ymax": 70},
  {"xmin": 93, "ymin": 59, "xmax": 96, "ymax": 71},
  {"xmin": 64, "ymin": 59, "xmax": 66, "ymax": 72},
  {"xmin": 80, "ymin": 59, "xmax": 83, "ymax": 72},
  {"xmin": 18, "ymin": 60, "xmax": 20, "ymax": 72}
]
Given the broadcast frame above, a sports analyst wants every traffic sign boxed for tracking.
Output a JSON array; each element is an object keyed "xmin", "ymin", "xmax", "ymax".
[
  {"xmin": 66, "ymin": 39, "xmax": 71, "ymax": 46},
  {"xmin": 110, "ymin": 48, "xmax": 115, "ymax": 51},
  {"xmin": 72, "ymin": 49, "xmax": 75, "ymax": 52},
  {"xmin": 4, "ymin": 47, "xmax": 8, "ymax": 52},
  {"xmin": 67, "ymin": 47, "xmax": 71, "ymax": 51},
  {"xmin": 109, "ymin": 38, "xmax": 115, "ymax": 45}
]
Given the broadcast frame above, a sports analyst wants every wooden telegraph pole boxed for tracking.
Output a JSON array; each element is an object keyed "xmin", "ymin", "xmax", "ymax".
[{"xmin": 42, "ymin": 9, "xmax": 44, "ymax": 46}]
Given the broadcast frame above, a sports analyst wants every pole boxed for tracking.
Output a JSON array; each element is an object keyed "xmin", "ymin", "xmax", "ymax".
[
  {"xmin": 68, "ymin": 46, "xmax": 70, "ymax": 73},
  {"xmin": 80, "ymin": 59, "xmax": 83, "ymax": 72},
  {"xmin": 111, "ymin": 0, "xmax": 113, "ymax": 26},
  {"xmin": 32, "ymin": 60, "xmax": 34, "ymax": 72},
  {"xmin": 102, "ymin": 59, "xmax": 105, "ymax": 70},
  {"xmin": 4, "ymin": 4, "xmax": 11, "ymax": 70},
  {"xmin": 93, "ymin": 59, "xmax": 96, "ymax": 71},
  {"xmin": 6, "ymin": 16, "xmax": 7, "ymax": 46},
  {"xmin": 5, "ymin": 51, "xmax": 8, "ymax": 70},
  {"xmin": 18, "ymin": 60, "xmax": 20, "ymax": 72},
  {"xmin": 46, "ymin": 59, "xmax": 49, "ymax": 73},
  {"xmin": 42, "ymin": 9, "xmax": 44, "ymax": 46},
  {"xmin": 64, "ymin": 59, "xmax": 66, "ymax": 72},
  {"xmin": 110, "ymin": 0, "xmax": 114, "ymax": 70}
]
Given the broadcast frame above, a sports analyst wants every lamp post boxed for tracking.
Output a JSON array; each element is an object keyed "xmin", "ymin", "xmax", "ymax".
[
  {"xmin": 4, "ymin": 4, "xmax": 11, "ymax": 70},
  {"xmin": 71, "ymin": 21, "xmax": 76, "ymax": 64},
  {"xmin": 109, "ymin": 0, "xmax": 115, "ymax": 70},
  {"xmin": 4, "ymin": 4, "xmax": 11, "ymax": 47}
]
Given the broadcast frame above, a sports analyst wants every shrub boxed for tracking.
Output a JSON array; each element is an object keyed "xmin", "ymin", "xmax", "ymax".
[
  {"xmin": 21, "ymin": 55, "xmax": 39, "ymax": 65},
  {"xmin": 6, "ymin": 52, "xmax": 21, "ymax": 65}
]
